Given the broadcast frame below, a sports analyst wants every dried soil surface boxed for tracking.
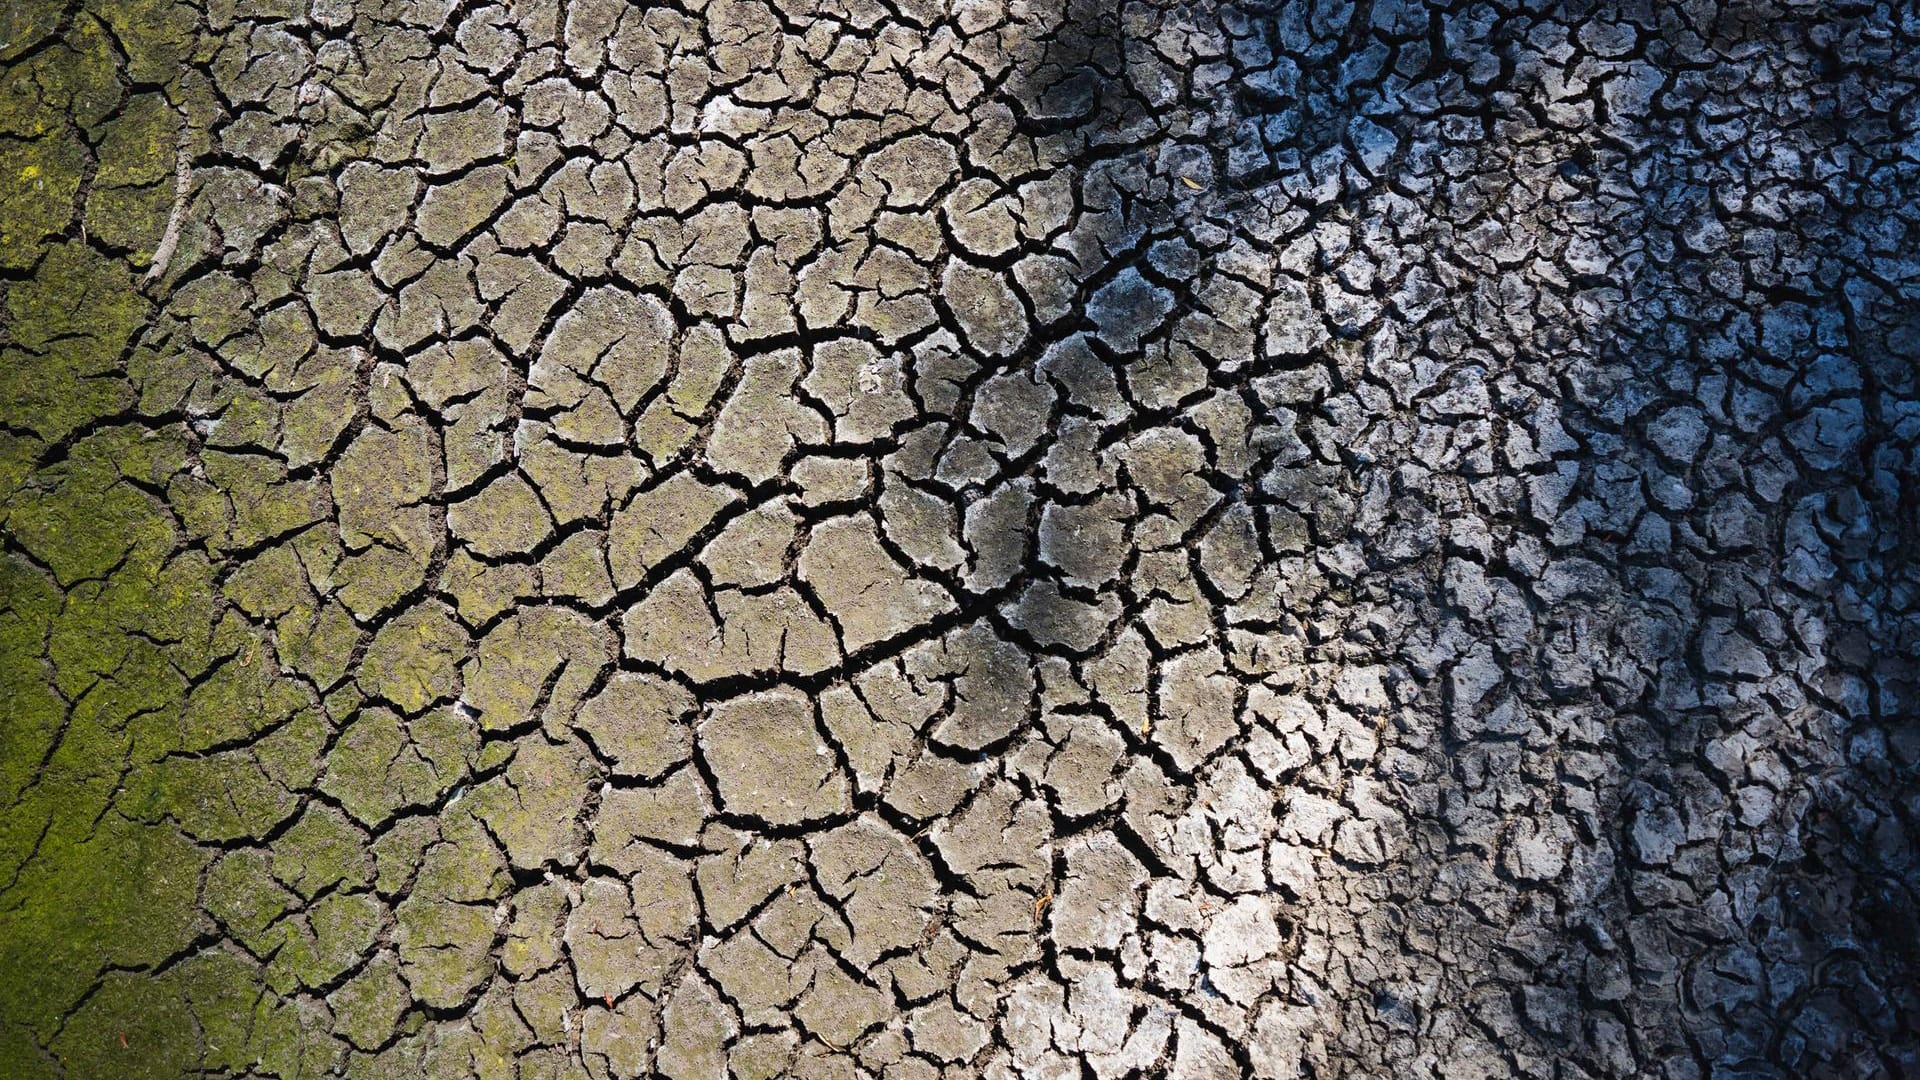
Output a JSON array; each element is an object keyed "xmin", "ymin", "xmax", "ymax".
[{"xmin": 2, "ymin": 0, "xmax": 1918, "ymax": 1077}]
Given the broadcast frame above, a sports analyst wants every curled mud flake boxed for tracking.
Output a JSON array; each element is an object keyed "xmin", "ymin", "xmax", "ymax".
[{"xmin": 142, "ymin": 115, "xmax": 195, "ymax": 285}]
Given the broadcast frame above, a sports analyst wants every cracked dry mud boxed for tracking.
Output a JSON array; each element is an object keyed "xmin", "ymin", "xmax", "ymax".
[{"xmin": 2, "ymin": 0, "xmax": 1918, "ymax": 1077}]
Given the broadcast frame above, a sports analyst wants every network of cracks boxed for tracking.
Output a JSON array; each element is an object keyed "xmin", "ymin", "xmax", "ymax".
[{"xmin": 0, "ymin": 0, "xmax": 1917, "ymax": 1077}]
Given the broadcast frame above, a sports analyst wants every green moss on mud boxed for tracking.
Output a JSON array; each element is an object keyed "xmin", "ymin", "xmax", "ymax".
[{"xmin": 0, "ymin": 6, "xmax": 306, "ymax": 1076}]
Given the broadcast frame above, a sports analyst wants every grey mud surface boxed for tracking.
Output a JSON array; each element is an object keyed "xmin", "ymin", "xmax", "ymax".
[{"xmin": 2, "ymin": 0, "xmax": 1919, "ymax": 1077}]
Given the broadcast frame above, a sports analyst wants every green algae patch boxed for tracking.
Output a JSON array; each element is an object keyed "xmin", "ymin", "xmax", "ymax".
[
  {"xmin": 0, "ymin": 817, "xmax": 206, "ymax": 1053},
  {"xmin": 0, "ymin": 436, "xmax": 236, "ymax": 1073},
  {"xmin": 84, "ymin": 92, "xmax": 181, "ymax": 261},
  {"xmin": 0, "ymin": 1, "xmax": 66, "ymax": 64},
  {"xmin": 0, "ymin": 421, "xmax": 267, "ymax": 1074},
  {"xmin": 0, "ymin": 134, "xmax": 86, "ymax": 271},
  {"xmin": 0, "ymin": 8, "xmax": 299, "ymax": 1075},
  {"xmin": 358, "ymin": 604, "xmax": 471, "ymax": 715},
  {"xmin": 0, "ymin": 243, "xmax": 145, "ymax": 444},
  {"xmin": 45, "ymin": 972, "xmax": 198, "ymax": 1080}
]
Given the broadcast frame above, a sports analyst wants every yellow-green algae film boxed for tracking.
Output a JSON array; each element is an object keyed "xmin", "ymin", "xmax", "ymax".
[{"xmin": 1, "ymin": 2, "xmax": 337, "ymax": 1075}]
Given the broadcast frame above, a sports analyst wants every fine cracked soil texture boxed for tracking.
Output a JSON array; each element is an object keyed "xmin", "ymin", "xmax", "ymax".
[{"xmin": 1, "ymin": 0, "xmax": 1918, "ymax": 1077}]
